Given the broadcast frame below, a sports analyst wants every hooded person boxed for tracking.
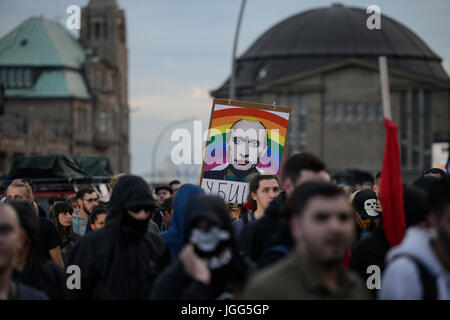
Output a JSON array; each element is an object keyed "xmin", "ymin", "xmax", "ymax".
[
  {"xmin": 350, "ymin": 184, "xmax": 430, "ymax": 298},
  {"xmin": 68, "ymin": 175, "xmax": 172, "ymax": 299},
  {"xmin": 161, "ymin": 184, "xmax": 204, "ymax": 258},
  {"xmin": 8, "ymin": 200, "xmax": 68, "ymax": 300},
  {"xmin": 151, "ymin": 195, "xmax": 248, "ymax": 300}
]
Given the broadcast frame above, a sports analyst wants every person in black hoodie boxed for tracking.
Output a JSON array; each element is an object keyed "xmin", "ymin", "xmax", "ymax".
[
  {"xmin": 8, "ymin": 200, "xmax": 67, "ymax": 300},
  {"xmin": 151, "ymin": 195, "xmax": 248, "ymax": 300},
  {"xmin": 68, "ymin": 175, "xmax": 171, "ymax": 299}
]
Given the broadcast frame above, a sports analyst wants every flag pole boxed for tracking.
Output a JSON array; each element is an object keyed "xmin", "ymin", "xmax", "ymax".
[
  {"xmin": 378, "ymin": 55, "xmax": 406, "ymax": 247},
  {"xmin": 379, "ymin": 56, "xmax": 392, "ymax": 120}
]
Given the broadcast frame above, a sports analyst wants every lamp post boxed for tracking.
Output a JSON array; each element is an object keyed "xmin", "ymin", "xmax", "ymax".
[
  {"xmin": 151, "ymin": 116, "xmax": 196, "ymax": 184},
  {"xmin": 229, "ymin": 0, "xmax": 247, "ymax": 100}
]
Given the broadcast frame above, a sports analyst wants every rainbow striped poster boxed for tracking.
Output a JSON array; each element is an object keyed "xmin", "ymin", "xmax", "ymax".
[{"xmin": 201, "ymin": 99, "xmax": 291, "ymax": 203}]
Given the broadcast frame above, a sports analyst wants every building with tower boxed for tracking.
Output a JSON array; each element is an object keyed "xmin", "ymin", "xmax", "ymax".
[{"xmin": 0, "ymin": 0, "xmax": 130, "ymax": 175}]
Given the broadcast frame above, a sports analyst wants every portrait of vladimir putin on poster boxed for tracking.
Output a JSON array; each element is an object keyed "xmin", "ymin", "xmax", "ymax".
[{"xmin": 201, "ymin": 99, "xmax": 291, "ymax": 204}]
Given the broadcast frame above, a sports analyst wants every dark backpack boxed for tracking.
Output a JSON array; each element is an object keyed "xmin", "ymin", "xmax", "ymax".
[
  {"xmin": 391, "ymin": 254, "xmax": 437, "ymax": 300},
  {"xmin": 257, "ymin": 245, "xmax": 290, "ymax": 267}
]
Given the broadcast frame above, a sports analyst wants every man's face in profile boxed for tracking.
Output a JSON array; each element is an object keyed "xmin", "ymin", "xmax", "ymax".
[{"xmin": 226, "ymin": 120, "xmax": 267, "ymax": 171}]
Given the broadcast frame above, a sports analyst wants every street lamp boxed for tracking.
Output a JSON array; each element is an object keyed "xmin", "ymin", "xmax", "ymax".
[
  {"xmin": 151, "ymin": 116, "xmax": 196, "ymax": 184},
  {"xmin": 229, "ymin": 0, "xmax": 247, "ymax": 100}
]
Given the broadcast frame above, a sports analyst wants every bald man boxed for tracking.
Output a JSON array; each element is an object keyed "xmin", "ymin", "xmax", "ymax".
[{"xmin": 0, "ymin": 204, "xmax": 48, "ymax": 300}]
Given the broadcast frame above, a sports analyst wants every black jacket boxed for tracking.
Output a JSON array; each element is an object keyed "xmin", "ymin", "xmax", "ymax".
[
  {"xmin": 8, "ymin": 200, "xmax": 67, "ymax": 300},
  {"xmin": 238, "ymin": 193, "xmax": 286, "ymax": 263},
  {"xmin": 68, "ymin": 175, "xmax": 172, "ymax": 299},
  {"xmin": 349, "ymin": 226, "xmax": 390, "ymax": 298},
  {"xmin": 12, "ymin": 261, "xmax": 67, "ymax": 300},
  {"xmin": 151, "ymin": 195, "xmax": 248, "ymax": 300},
  {"xmin": 257, "ymin": 221, "xmax": 294, "ymax": 269}
]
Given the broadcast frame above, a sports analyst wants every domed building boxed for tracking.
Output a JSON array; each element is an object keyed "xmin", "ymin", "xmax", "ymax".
[{"xmin": 211, "ymin": 4, "xmax": 450, "ymax": 182}]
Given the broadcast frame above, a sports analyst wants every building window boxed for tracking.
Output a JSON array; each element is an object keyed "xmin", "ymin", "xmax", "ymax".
[
  {"xmin": 119, "ymin": 23, "xmax": 125, "ymax": 43},
  {"xmin": 94, "ymin": 22, "xmax": 101, "ymax": 39},
  {"xmin": 366, "ymin": 104, "xmax": 374, "ymax": 121},
  {"xmin": 299, "ymin": 94, "xmax": 307, "ymax": 151},
  {"xmin": 78, "ymin": 108, "xmax": 87, "ymax": 133},
  {"xmin": 276, "ymin": 93, "xmax": 285, "ymax": 107},
  {"xmin": 0, "ymin": 69, "xmax": 6, "ymax": 85},
  {"xmin": 98, "ymin": 111, "xmax": 108, "ymax": 132},
  {"xmin": 355, "ymin": 104, "xmax": 363, "ymax": 121},
  {"xmin": 96, "ymin": 69, "xmax": 103, "ymax": 88},
  {"xmin": 334, "ymin": 103, "xmax": 341, "ymax": 121},
  {"xmin": 0, "ymin": 68, "xmax": 32, "ymax": 88},
  {"xmin": 424, "ymin": 91, "xmax": 432, "ymax": 169},
  {"xmin": 8, "ymin": 69, "xmax": 15, "ymax": 87},
  {"xmin": 103, "ymin": 21, "xmax": 108, "ymax": 38},
  {"xmin": 324, "ymin": 103, "xmax": 331, "ymax": 121},
  {"xmin": 257, "ymin": 64, "xmax": 268, "ymax": 81},
  {"xmin": 400, "ymin": 92, "xmax": 408, "ymax": 167},
  {"xmin": 344, "ymin": 104, "xmax": 352, "ymax": 122},
  {"xmin": 0, "ymin": 152, "xmax": 6, "ymax": 175},
  {"xmin": 24, "ymin": 69, "xmax": 32, "ymax": 86},
  {"xmin": 377, "ymin": 104, "xmax": 383, "ymax": 121},
  {"xmin": 412, "ymin": 90, "xmax": 420, "ymax": 168}
]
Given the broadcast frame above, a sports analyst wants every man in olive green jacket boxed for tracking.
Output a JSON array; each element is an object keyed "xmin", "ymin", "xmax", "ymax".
[{"xmin": 242, "ymin": 182, "xmax": 371, "ymax": 300}]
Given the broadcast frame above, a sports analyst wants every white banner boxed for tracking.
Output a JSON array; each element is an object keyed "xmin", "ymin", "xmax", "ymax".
[{"xmin": 201, "ymin": 178, "xmax": 249, "ymax": 204}]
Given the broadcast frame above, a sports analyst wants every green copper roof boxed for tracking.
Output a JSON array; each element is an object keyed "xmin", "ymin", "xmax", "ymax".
[
  {"xmin": 0, "ymin": 17, "xmax": 85, "ymax": 69},
  {"xmin": 5, "ymin": 69, "xmax": 90, "ymax": 99}
]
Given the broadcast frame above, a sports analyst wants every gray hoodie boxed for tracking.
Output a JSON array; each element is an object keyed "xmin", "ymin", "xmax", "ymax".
[{"xmin": 379, "ymin": 227, "xmax": 450, "ymax": 300}]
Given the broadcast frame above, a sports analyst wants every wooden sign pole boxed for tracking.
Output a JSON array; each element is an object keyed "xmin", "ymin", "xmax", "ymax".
[{"xmin": 379, "ymin": 56, "xmax": 392, "ymax": 120}]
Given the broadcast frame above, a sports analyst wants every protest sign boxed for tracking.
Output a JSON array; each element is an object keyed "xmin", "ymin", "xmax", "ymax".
[{"xmin": 200, "ymin": 98, "xmax": 291, "ymax": 203}]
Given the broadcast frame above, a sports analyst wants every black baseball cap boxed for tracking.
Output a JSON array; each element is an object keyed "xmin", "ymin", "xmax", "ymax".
[
  {"xmin": 155, "ymin": 185, "xmax": 173, "ymax": 194},
  {"xmin": 352, "ymin": 189, "xmax": 380, "ymax": 220}
]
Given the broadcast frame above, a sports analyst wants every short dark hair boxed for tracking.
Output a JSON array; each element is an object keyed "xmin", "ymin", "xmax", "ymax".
[
  {"xmin": 90, "ymin": 205, "xmax": 107, "ymax": 225},
  {"xmin": 283, "ymin": 152, "xmax": 326, "ymax": 183},
  {"xmin": 403, "ymin": 184, "xmax": 429, "ymax": 227},
  {"xmin": 285, "ymin": 181, "xmax": 345, "ymax": 219},
  {"xmin": 160, "ymin": 197, "xmax": 173, "ymax": 212},
  {"xmin": 429, "ymin": 177, "xmax": 450, "ymax": 218},
  {"xmin": 48, "ymin": 195, "xmax": 67, "ymax": 207},
  {"xmin": 424, "ymin": 168, "xmax": 448, "ymax": 179},
  {"xmin": 155, "ymin": 185, "xmax": 173, "ymax": 195},
  {"xmin": 375, "ymin": 171, "xmax": 382, "ymax": 183},
  {"xmin": 247, "ymin": 174, "xmax": 279, "ymax": 207},
  {"xmin": 413, "ymin": 175, "xmax": 439, "ymax": 194},
  {"xmin": 76, "ymin": 187, "xmax": 96, "ymax": 200},
  {"xmin": 169, "ymin": 180, "xmax": 180, "ymax": 187}
]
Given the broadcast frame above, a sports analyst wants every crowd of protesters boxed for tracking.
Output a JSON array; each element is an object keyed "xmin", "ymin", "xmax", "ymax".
[{"xmin": 0, "ymin": 152, "xmax": 449, "ymax": 300}]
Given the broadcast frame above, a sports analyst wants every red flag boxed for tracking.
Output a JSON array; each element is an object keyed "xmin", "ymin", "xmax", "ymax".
[{"xmin": 380, "ymin": 118, "xmax": 406, "ymax": 247}]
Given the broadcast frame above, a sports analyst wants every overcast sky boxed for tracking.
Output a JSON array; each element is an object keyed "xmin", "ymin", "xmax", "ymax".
[{"xmin": 1, "ymin": 0, "xmax": 449, "ymax": 177}]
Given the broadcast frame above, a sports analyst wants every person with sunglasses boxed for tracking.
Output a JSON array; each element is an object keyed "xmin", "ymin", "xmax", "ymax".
[
  {"xmin": 73, "ymin": 187, "xmax": 98, "ymax": 236},
  {"xmin": 68, "ymin": 175, "xmax": 172, "ymax": 299}
]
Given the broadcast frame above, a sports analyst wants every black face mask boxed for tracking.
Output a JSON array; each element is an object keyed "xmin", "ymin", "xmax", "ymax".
[
  {"xmin": 121, "ymin": 211, "xmax": 149, "ymax": 240},
  {"xmin": 190, "ymin": 226, "xmax": 234, "ymax": 285}
]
